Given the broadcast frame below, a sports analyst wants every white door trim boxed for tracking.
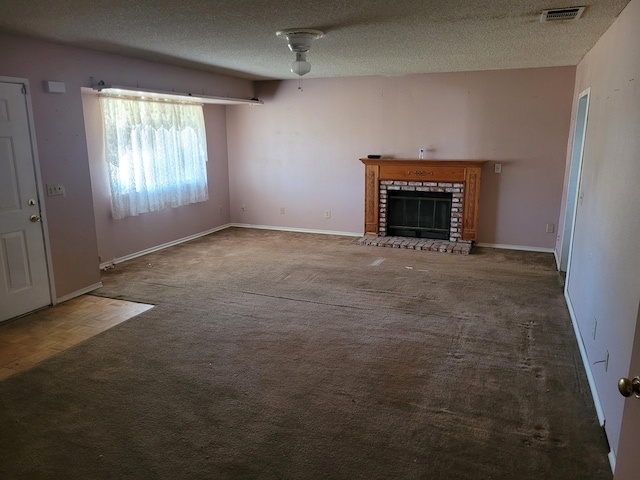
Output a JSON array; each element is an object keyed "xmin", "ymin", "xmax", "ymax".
[
  {"xmin": 0, "ymin": 75, "xmax": 57, "ymax": 305},
  {"xmin": 560, "ymin": 87, "xmax": 590, "ymax": 273}
]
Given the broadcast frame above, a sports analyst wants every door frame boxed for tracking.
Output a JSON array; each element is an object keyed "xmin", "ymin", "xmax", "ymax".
[
  {"xmin": 559, "ymin": 87, "xmax": 590, "ymax": 273},
  {"xmin": 1, "ymin": 75, "xmax": 57, "ymax": 308}
]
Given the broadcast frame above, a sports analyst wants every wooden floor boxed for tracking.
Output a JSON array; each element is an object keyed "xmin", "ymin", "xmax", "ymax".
[{"xmin": 0, "ymin": 295, "xmax": 153, "ymax": 381}]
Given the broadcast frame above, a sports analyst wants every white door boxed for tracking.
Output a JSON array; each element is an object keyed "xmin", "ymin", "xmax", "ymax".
[
  {"xmin": 614, "ymin": 304, "xmax": 640, "ymax": 479},
  {"xmin": 0, "ymin": 81, "xmax": 51, "ymax": 322}
]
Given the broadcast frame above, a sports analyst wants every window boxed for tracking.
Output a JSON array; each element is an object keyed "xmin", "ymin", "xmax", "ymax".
[{"xmin": 100, "ymin": 96, "xmax": 209, "ymax": 219}]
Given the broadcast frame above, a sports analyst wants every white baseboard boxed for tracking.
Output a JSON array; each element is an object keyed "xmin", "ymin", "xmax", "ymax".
[
  {"xmin": 227, "ymin": 231, "xmax": 557, "ymax": 248},
  {"xmin": 98, "ymin": 226, "xmax": 555, "ymax": 266},
  {"xmin": 476, "ymin": 242, "xmax": 555, "ymax": 253},
  {"xmin": 553, "ymin": 249, "xmax": 561, "ymax": 270},
  {"xmin": 564, "ymin": 289, "xmax": 611, "ymax": 470},
  {"xmin": 99, "ymin": 224, "xmax": 232, "ymax": 270},
  {"xmin": 229, "ymin": 223, "xmax": 362, "ymax": 237},
  {"xmin": 565, "ymin": 290, "xmax": 606, "ymax": 424},
  {"xmin": 608, "ymin": 450, "xmax": 616, "ymax": 474},
  {"xmin": 99, "ymin": 223, "xmax": 360, "ymax": 271},
  {"xmin": 56, "ymin": 282, "xmax": 103, "ymax": 304}
]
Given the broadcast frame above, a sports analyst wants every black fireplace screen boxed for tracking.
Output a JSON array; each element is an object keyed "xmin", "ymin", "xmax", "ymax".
[{"xmin": 387, "ymin": 190, "xmax": 452, "ymax": 240}]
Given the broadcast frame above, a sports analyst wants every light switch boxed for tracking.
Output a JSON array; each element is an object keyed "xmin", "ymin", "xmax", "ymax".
[
  {"xmin": 46, "ymin": 183, "xmax": 65, "ymax": 196},
  {"xmin": 494, "ymin": 163, "xmax": 502, "ymax": 174}
]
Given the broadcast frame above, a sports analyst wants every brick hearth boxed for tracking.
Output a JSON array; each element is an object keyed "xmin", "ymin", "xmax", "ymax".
[{"xmin": 357, "ymin": 235, "xmax": 472, "ymax": 255}]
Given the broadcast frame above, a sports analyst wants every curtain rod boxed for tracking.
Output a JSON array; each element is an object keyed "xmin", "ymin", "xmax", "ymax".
[{"xmin": 84, "ymin": 84, "xmax": 263, "ymax": 106}]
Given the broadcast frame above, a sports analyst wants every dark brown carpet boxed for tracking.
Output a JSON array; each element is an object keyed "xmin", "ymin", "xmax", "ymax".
[{"xmin": 0, "ymin": 228, "xmax": 611, "ymax": 479}]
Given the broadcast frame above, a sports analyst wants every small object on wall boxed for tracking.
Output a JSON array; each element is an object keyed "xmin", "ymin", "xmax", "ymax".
[
  {"xmin": 418, "ymin": 145, "xmax": 425, "ymax": 159},
  {"xmin": 46, "ymin": 183, "xmax": 65, "ymax": 196},
  {"xmin": 44, "ymin": 81, "xmax": 66, "ymax": 93},
  {"xmin": 546, "ymin": 223, "xmax": 555, "ymax": 233},
  {"xmin": 494, "ymin": 163, "xmax": 502, "ymax": 174}
]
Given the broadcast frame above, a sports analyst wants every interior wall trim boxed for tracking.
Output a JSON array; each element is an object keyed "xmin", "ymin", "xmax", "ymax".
[
  {"xmin": 98, "ymin": 224, "xmax": 232, "ymax": 270},
  {"xmin": 98, "ymin": 223, "xmax": 361, "ymax": 273},
  {"xmin": 608, "ymin": 450, "xmax": 616, "ymax": 475},
  {"xmin": 229, "ymin": 223, "xmax": 362, "ymax": 237},
  {"xmin": 97, "ymin": 224, "xmax": 557, "ymax": 270},
  {"xmin": 475, "ymin": 242, "xmax": 554, "ymax": 253},
  {"xmin": 56, "ymin": 282, "xmax": 103, "ymax": 304},
  {"xmin": 564, "ymin": 290, "xmax": 606, "ymax": 424},
  {"xmin": 228, "ymin": 228, "xmax": 558, "ymax": 248}
]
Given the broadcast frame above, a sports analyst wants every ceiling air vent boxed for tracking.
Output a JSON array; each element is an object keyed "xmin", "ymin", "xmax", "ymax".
[{"xmin": 540, "ymin": 6, "xmax": 585, "ymax": 22}]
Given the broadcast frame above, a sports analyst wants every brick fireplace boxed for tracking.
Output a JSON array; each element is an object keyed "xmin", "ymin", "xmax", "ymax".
[{"xmin": 359, "ymin": 159, "xmax": 486, "ymax": 250}]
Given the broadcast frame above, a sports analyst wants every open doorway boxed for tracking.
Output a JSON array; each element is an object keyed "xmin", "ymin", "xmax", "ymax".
[{"xmin": 559, "ymin": 88, "xmax": 590, "ymax": 275}]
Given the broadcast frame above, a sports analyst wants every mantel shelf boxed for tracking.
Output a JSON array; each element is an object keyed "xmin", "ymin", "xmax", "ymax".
[{"xmin": 360, "ymin": 158, "xmax": 487, "ymax": 168}]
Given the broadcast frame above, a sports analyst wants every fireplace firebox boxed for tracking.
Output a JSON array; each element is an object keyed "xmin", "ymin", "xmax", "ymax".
[{"xmin": 387, "ymin": 190, "xmax": 452, "ymax": 239}]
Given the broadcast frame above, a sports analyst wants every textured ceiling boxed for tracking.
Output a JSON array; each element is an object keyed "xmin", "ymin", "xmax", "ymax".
[{"xmin": 0, "ymin": 0, "xmax": 631, "ymax": 80}]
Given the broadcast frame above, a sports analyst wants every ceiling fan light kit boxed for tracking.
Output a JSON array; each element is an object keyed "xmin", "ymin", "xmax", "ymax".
[
  {"xmin": 291, "ymin": 52, "xmax": 311, "ymax": 76},
  {"xmin": 276, "ymin": 29, "xmax": 324, "ymax": 77}
]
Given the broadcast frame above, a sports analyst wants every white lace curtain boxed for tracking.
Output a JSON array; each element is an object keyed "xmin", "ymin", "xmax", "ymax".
[{"xmin": 100, "ymin": 96, "xmax": 209, "ymax": 219}]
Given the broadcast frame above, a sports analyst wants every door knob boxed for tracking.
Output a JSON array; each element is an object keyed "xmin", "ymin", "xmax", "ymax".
[
  {"xmin": 618, "ymin": 376, "xmax": 640, "ymax": 398},
  {"xmin": 29, "ymin": 214, "xmax": 41, "ymax": 222}
]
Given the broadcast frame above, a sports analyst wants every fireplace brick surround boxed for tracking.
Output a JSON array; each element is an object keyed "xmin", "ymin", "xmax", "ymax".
[
  {"xmin": 379, "ymin": 180, "xmax": 464, "ymax": 241},
  {"xmin": 359, "ymin": 159, "xmax": 486, "ymax": 253}
]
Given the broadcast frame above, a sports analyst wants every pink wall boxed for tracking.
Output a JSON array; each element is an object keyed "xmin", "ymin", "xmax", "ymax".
[
  {"xmin": 0, "ymin": 33, "xmax": 253, "ymax": 298},
  {"xmin": 557, "ymin": 0, "xmax": 640, "ymax": 464},
  {"xmin": 226, "ymin": 68, "xmax": 575, "ymax": 248}
]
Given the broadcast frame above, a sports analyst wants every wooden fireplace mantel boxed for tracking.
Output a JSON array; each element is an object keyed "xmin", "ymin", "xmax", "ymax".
[{"xmin": 359, "ymin": 159, "xmax": 487, "ymax": 241}]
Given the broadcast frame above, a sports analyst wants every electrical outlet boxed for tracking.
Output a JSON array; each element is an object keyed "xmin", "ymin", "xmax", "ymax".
[
  {"xmin": 280, "ymin": 207, "xmax": 285, "ymax": 214},
  {"xmin": 324, "ymin": 210, "xmax": 331, "ymax": 219},
  {"xmin": 592, "ymin": 318, "xmax": 597, "ymax": 340},
  {"xmin": 218, "ymin": 205, "xmax": 223, "ymax": 215},
  {"xmin": 494, "ymin": 163, "xmax": 502, "ymax": 174},
  {"xmin": 241, "ymin": 204, "xmax": 246, "ymax": 212},
  {"xmin": 46, "ymin": 183, "xmax": 65, "ymax": 196},
  {"xmin": 546, "ymin": 223, "xmax": 555, "ymax": 233}
]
